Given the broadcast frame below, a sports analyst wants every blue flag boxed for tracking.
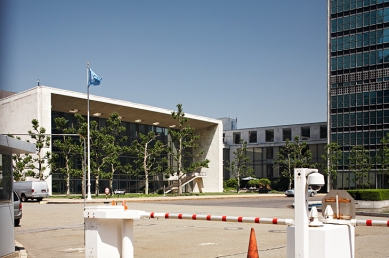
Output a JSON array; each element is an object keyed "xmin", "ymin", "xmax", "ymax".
[{"xmin": 88, "ymin": 68, "xmax": 102, "ymax": 86}]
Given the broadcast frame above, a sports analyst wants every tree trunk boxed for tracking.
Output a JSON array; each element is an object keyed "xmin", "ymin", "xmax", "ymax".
[
  {"xmin": 82, "ymin": 176, "xmax": 85, "ymax": 199},
  {"xmin": 66, "ymin": 158, "xmax": 70, "ymax": 197},
  {"xmin": 178, "ymin": 138, "xmax": 183, "ymax": 195},
  {"xmin": 145, "ymin": 173, "xmax": 149, "ymax": 195},
  {"xmin": 109, "ymin": 177, "xmax": 113, "ymax": 196},
  {"xmin": 95, "ymin": 175, "xmax": 99, "ymax": 196},
  {"xmin": 66, "ymin": 173, "xmax": 70, "ymax": 197}
]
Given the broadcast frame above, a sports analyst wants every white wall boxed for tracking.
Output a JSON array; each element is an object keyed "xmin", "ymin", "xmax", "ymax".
[
  {"xmin": 0, "ymin": 87, "xmax": 53, "ymax": 193},
  {"xmin": 197, "ymin": 122, "xmax": 223, "ymax": 192}
]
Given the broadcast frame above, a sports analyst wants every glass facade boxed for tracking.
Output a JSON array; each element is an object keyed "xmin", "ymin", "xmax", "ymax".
[
  {"xmin": 51, "ymin": 111, "xmax": 190, "ymax": 194},
  {"xmin": 329, "ymin": 0, "xmax": 389, "ymax": 189}
]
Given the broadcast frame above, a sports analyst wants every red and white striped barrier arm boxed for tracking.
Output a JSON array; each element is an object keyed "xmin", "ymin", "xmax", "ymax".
[
  {"xmin": 353, "ymin": 219, "xmax": 389, "ymax": 227},
  {"xmin": 141, "ymin": 212, "xmax": 294, "ymax": 226}
]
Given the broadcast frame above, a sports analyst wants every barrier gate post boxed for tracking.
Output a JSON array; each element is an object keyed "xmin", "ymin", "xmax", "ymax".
[{"xmin": 84, "ymin": 205, "xmax": 145, "ymax": 258}]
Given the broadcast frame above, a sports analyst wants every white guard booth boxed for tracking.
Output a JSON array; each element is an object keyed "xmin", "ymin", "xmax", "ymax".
[{"xmin": 84, "ymin": 205, "xmax": 146, "ymax": 258}]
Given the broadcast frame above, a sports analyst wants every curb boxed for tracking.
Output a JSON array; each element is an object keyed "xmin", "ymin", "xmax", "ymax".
[{"xmin": 15, "ymin": 240, "xmax": 27, "ymax": 258}]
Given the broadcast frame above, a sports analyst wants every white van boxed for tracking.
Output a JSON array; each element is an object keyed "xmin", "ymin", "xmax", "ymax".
[{"xmin": 13, "ymin": 181, "xmax": 49, "ymax": 202}]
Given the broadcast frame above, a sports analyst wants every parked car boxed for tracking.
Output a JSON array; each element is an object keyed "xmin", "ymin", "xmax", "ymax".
[
  {"xmin": 285, "ymin": 188, "xmax": 317, "ymax": 197},
  {"xmin": 114, "ymin": 189, "xmax": 126, "ymax": 195},
  {"xmin": 13, "ymin": 191, "xmax": 22, "ymax": 226},
  {"xmin": 13, "ymin": 180, "xmax": 49, "ymax": 202}
]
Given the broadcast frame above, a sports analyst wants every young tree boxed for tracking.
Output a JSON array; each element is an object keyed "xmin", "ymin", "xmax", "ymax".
[
  {"xmin": 72, "ymin": 114, "xmax": 88, "ymax": 198},
  {"xmin": 168, "ymin": 104, "xmax": 210, "ymax": 195},
  {"xmin": 376, "ymin": 133, "xmax": 389, "ymax": 186},
  {"xmin": 89, "ymin": 118, "xmax": 106, "ymax": 196},
  {"xmin": 52, "ymin": 117, "xmax": 78, "ymax": 197},
  {"xmin": 321, "ymin": 142, "xmax": 342, "ymax": 190},
  {"xmin": 11, "ymin": 135, "xmax": 35, "ymax": 180},
  {"xmin": 100, "ymin": 112, "xmax": 128, "ymax": 196},
  {"xmin": 349, "ymin": 146, "xmax": 371, "ymax": 189},
  {"xmin": 129, "ymin": 131, "xmax": 168, "ymax": 194},
  {"xmin": 224, "ymin": 139, "xmax": 254, "ymax": 192},
  {"xmin": 274, "ymin": 136, "xmax": 312, "ymax": 190},
  {"xmin": 28, "ymin": 119, "xmax": 52, "ymax": 180}
]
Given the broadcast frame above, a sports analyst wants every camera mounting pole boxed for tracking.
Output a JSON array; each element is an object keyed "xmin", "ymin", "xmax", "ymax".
[{"xmin": 294, "ymin": 168, "xmax": 320, "ymax": 258}]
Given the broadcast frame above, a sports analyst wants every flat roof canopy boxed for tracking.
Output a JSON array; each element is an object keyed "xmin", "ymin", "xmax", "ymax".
[
  {"xmin": 0, "ymin": 135, "xmax": 35, "ymax": 155},
  {"xmin": 51, "ymin": 94, "xmax": 219, "ymax": 131}
]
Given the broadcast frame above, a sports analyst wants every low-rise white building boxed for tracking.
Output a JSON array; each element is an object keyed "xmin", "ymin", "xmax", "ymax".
[{"xmin": 0, "ymin": 86, "xmax": 223, "ymax": 194}]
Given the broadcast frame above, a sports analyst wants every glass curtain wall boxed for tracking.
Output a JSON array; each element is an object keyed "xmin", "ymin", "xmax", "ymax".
[
  {"xmin": 51, "ymin": 111, "xmax": 173, "ymax": 194},
  {"xmin": 329, "ymin": 0, "xmax": 389, "ymax": 189}
]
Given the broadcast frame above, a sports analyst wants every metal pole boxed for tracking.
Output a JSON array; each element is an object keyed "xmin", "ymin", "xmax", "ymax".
[{"xmin": 87, "ymin": 62, "xmax": 92, "ymax": 200}]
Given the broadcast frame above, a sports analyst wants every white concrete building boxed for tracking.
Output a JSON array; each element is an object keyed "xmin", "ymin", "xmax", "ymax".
[
  {"xmin": 0, "ymin": 86, "xmax": 223, "ymax": 194},
  {"xmin": 222, "ymin": 122, "xmax": 327, "ymax": 186}
]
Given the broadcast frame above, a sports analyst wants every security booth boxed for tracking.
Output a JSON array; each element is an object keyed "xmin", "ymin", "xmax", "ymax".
[{"xmin": 0, "ymin": 135, "xmax": 35, "ymax": 257}]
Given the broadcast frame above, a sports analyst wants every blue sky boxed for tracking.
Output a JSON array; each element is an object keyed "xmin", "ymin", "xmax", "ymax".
[{"xmin": 1, "ymin": 1, "xmax": 328, "ymax": 129}]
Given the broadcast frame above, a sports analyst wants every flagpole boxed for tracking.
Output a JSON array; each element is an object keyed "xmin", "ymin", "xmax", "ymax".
[{"xmin": 87, "ymin": 62, "xmax": 92, "ymax": 200}]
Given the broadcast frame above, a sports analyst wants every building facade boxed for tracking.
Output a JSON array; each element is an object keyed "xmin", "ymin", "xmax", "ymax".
[
  {"xmin": 223, "ymin": 122, "xmax": 327, "ymax": 189},
  {"xmin": 329, "ymin": 0, "xmax": 389, "ymax": 189},
  {"xmin": 0, "ymin": 86, "xmax": 223, "ymax": 194}
]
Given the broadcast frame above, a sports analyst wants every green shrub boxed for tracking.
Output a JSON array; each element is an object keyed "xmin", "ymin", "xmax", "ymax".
[
  {"xmin": 347, "ymin": 189, "xmax": 389, "ymax": 201},
  {"xmin": 225, "ymin": 178, "xmax": 238, "ymax": 188},
  {"xmin": 259, "ymin": 178, "xmax": 271, "ymax": 189}
]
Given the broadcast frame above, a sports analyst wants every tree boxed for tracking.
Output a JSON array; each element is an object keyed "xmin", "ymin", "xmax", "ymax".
[
  {"xmin": 129, "ymin": 131, "xmax": 168, "ymax": 194},
  {"xmin": 51, "ymin": 117, "xmax": 78, "ymax": 197},
  {"xmin": 12, "ymin": 135, "xmax": 35, "ymax": 180},
  {"xmin": 168, "ymin": 104, "xmax": 210, "ymax": 195},
  {"xmin": 100, "ymin": 112, "xmax": 128, "ymax": 196},
  {"xmin": 89, "ymin": 118, "xmax": 106, "ymax": 196},
  {"xmin": 28, "ymin": 119, "xmax": 52, "ymax": 180},
  {"xmin": 224, "ymin": 139, "xmax": 254, "ymax": 192},
  {"xmin": 349, "ymin": 146, "xmax": 371, "ymax": 189},
  {"xmin": 376, "ymin": 133, "xmax": 389, "ymax": 186},
  {"xmin": 321, "ymin": 142, "xmax": 342, "ymax": 189},
  {"xmin": 274, "ymin": 136, "xmax": 312, "ymax": 190},
  {"xmin": 72, "ymin": 114, "xmax": 88, "ymax": 198}
]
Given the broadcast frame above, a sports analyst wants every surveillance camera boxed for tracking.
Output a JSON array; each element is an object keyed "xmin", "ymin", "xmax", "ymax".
[{"xmin": 307, "ymin": 172, "xmax": 325, "ymax": 191}]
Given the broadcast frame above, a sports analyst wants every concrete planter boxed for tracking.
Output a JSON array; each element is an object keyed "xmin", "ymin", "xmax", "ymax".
[{"xmin": 355, "ymin": 200, "xmax": 389, "ymax": 209}]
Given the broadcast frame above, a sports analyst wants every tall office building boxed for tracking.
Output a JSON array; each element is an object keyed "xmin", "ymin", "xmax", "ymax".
[{"xmin": 329, "ymin": 0, "xmax": 389, "ymax": 189}]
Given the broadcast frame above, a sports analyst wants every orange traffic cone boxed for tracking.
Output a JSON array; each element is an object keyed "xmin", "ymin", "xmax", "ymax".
[{"xmin": 247, "ymin": 228, "xmax": 259, "ymax": 258}]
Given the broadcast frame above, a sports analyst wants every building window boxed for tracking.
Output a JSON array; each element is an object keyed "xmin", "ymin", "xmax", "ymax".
[
  {"xmin": 265, "ymin": 130, "xmax": 274, "ymax": 142},
  {"xmin": 233, "ymin": 132, "xmax": 241, "ymax": 144},
  {"xmin": 320, "ymin": 125, "xmax": 327, "ymax": 139},
  {"xmin": 0, "ymin": 154, "xmax": 12, "ymax": 202},
  {"xmin": 249, "ymin": 131, "xmax": 257, "ymax": 143},
  {"xmin": 223, "ymin": 133, "xmax": 225, "ymax": 143},
  {"xmin": 283, "ymin": 128, "xmax": 292, "ymax": 141},
  {"xmin": 301, "ymin": 126, "xmax": 310, "ymax": 140},
  {"xmin": 266, "ymin": 147, "xmax": 273, "ymax": 159}
]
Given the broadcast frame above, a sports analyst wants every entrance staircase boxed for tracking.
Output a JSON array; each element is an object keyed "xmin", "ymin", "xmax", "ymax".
[{"xmin": 163, "ymin": 172, "xmax": 206, "ymax": 194}]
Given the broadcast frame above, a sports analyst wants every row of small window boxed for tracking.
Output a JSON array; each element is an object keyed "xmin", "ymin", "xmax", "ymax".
[
  {"xmin": 331, "ymin": 79, "xmax": 389, "ymax": 88},
  {"xmin": 331, "ymin": 0, "xmax": 389, "ymax": 14},
  {"xmin": 229, "ymin": 126, "xmax": 327, "ymax": 144},
  {"xmin": 331, "ymin": 9, "xmax": 389, "ymax": 33},
  {"xmin": 331, "ymin": 90, "xmax": 389, "ymax": 108},
  {"xmin": 330, "ymin": 49, "xmax": 389, "ymax": 71},
  {"xmin": 331, "ymin": 29, "xmax": 389, "ymax": 52},
  {"xmin": 331, "ymin": 110, "xmax": 389, "ymax": 127},
  {"xmin": 331, "ymin": 130, "xmax": 388, "ymax": 146}
]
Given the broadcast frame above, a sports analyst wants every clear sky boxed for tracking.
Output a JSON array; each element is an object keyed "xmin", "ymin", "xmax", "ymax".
[{"xmin": 1, "ymin": 0, "xmax": 328, "ymax": 129}]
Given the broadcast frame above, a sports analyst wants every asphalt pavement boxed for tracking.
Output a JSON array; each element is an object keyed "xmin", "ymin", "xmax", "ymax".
[{"xmin": 13, "ymin": 193, "xmax": 389, "ymax": 258}]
